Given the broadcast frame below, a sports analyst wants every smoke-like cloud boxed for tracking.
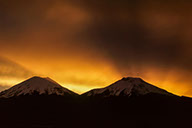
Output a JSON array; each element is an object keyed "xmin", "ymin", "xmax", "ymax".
[
  {"xmin": 0, "ymin": 57, "xmax": 33, "ymax": 78},
  {"xmin": 0, "ymin": 56, "xmax": 34, "ymax": 88}
]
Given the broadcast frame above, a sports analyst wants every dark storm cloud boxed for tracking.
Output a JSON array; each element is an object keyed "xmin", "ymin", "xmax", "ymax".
[
  {"xmin": 79, "ymin": 0, "xmax": 192, "ymax": 75},
  {"xmin": 87, "ymin": 19, "xmax": 189, "ymax": 72},
  {"xmin": 0, "ymin": 0, "xmax": 93, "ymax": 55},
  {"xmin": 0, "ymin": 0, "xmax": 192, "ymax": 72},
  {"xmin": 0, "ymin": 0, "xmax": 53, "ymax": 38}
]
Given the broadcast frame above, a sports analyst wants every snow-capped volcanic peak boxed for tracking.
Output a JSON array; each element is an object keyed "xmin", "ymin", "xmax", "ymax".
[
  {"xmin": 0, "ymin": 76, "xmax": 76, "ymax": 98},
  {"xmin": 85, "ymin": 77, "xmax": 173, "ymax": 97}
]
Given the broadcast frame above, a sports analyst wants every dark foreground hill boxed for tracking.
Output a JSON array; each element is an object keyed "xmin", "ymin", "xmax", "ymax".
[{"xmin": 0, "ymin": 77, "xmax": 192, "ymax": 128}]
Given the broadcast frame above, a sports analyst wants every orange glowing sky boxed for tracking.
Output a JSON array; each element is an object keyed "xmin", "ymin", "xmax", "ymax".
[{"xmin": 0, "ymin": 0, "xmax": 192, "ymax": 96}]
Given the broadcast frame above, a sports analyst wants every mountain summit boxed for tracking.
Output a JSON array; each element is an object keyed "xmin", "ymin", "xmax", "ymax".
[
  {"xmin": 0, "ymin": 76, "xmax": 77, "ymax": 98},
  {"xmin": 83, "ymin": 77, "xmax": 174, "ymax": 97}
]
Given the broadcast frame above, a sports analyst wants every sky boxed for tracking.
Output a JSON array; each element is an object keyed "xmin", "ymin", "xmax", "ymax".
[{"xmin": 0, "ymin": 0, "xmax": 192, "ymax": 96}]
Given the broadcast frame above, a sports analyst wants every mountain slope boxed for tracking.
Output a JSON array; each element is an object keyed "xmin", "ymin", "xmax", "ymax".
[
  {"xmin": 0, "ymin": 76, "xmax": 77, "ymax": 98},
  {"xmin": 83, "ymin": 77, "xmax": 174, "ymax": 97},
  {"xmin": 0, "ymin": 85, "xmax": 9, "ymax": 92}
]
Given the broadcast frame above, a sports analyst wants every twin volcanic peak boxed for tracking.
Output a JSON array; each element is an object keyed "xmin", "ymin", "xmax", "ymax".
[
  {"xmin": 0, "ymin": 76, "xmax": 77, "ymax": 98},
  {"xmin": 0, "ymin": 76, "xmax": 174, "ymax": 98},
  {"xmin": 83, "ymin": 77, "xmax": 174, "ymax": 97}
]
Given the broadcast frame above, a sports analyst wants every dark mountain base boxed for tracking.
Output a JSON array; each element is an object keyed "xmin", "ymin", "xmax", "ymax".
[{"xmin": 0, "ymin": 94, "xmax": 192, "ymax": 128}]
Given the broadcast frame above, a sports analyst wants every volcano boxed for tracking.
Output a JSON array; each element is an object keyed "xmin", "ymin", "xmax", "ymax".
[
  {"xmin": 0, "ymin": 76, "xmax": 77, "ymax": 98},
  {"xmin": 83, "ymin": 77, "xmax": 174, "ymax": 97}
]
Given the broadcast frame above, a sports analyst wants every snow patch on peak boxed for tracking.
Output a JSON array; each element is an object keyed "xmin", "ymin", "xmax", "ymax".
[{"xmin": 45, "ymin": 77, "xmax": 59, "ymax": 85}]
